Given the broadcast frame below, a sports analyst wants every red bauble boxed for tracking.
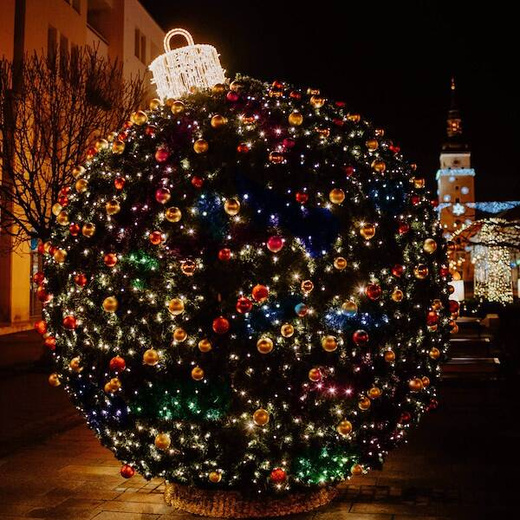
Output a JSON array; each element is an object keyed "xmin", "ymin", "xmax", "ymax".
[
  {"xmin": 389, "ymin": 144, "xmax": 401, "ymax": 154},
  {"xmin": 123, "ymin": 121, "xmax": 133, "ymax": 130},
  {"xmin": 335, "ymin": 100, "xmax": 346, "ymax": 107},
  {"xmin": 155, "ymin": 187, "xmax": 171, "ymax": 204},
  {"xmin": 332, "ymin": 118, "xmax": 345, "ymax": 127},
  {"xmin": 109, "ymin": 356, "xmax": 126, "ymax": 372},
  {"xmin": 74, "ymin": 273, "xmax": 88, "ymax": 287},
  {"xmin": 212, "ymin": 316, "xmax": 230, "ymax": 334},
  {"xmin": 343, "ymin": 166, "xmax": 355, "ymax": 177},
  {"xmin": 191, "ymin": 176, "xmax": 204, "ymax": 189},
  {"xmin": 32, "ymin": 271, "xmax": 45, "ymax": 285},
  {"xmin": 34, "ymin": 320, "xmax": 47, "ymax": 335},
  {"xmin": 58, "ymin": 195, "xmax": 69, "ymax": 207},
  {"xmin": 227, "ymin": 91, "xmax": 239, "ymax": 102},
  {"xmin": 44, "ymin": 336, "xmax": 56, "ymax": 350},
  {"xmin": 426, "ymin": 311, "xmax": 439, "ymax": 326},
  {"xmin": 289, "ymin": 91, "xmax": 302, "ymax": 100},
  {"xmin": 149, "ymin": 231, "xmax": 163, "ymax": 245},
  {"xmin": 60, "ymin": 186, "xmax": 71, "ymax": 196},
  {"xmin": 117, "ymin": 131, "xmax": 127, "ymax": 142},
  {"xmin": 252, "ymin": 284, "xmax": 269, "ymax": 302},
  {"xmin": 218, "ymin": 248, "xmax": 231, "ymax": 261},
  {"xmin": 400, "ymin": 411, "xmax": 412, "ymax": 423},
  {"xmin": 365, "ymin": 283, "xmax": 382, "ymax": 301},
  {"xmin": 439, "ymin": 266, "xmax": 449, "ymax": 277},
  {"xmin": 398, "ymin": 223, "xmax": 410, "ymax": 235},
  {"xmin": 267, "ymin": 236, "xmax": 284, "ymax": 253},
  {"xmin": 352, "ymin": 329, "xmax": 369, "ymax": 346},
  {"xmin": 448, "ymin": 300, "xmax": 460, "ymax": 314},
  {"xmin": 270, "ymin": 468, "xmax": 287, "ymax": 483},
  {"xmin": 120, "ymin": 464, "xmax": 135, "ymax": 479},
  {"xmin": 391, "ymin": 264, "xmax": 404, "ymax": 277},
  {"xmin": 37, "ymin": 286, "xmax": 52, "ymax": 303},
  {"xmin": 295, "ymin": 192, "xmax": 308, "ymax": 204},
  {"xmin": 236, "ymin": 296, "xmax": 253, "ymax": 314},
  {"xmin": 48, "ymin": 246, "xmax": 56, "ymax": 256},
  {"xmin": 237, "ymin": 143, "xmax": 250, "ymax": 154},
  {"xmin": 431, "ymin": 199, "xmax": 439, "ymax": 208},
  {"xmin": 104, "ymin": 253, "xmax": 118, "ymax": 267},
  {"xmin": 428, "ymin": 398, "xmax": 439, "ymax": 411},
  {"xmin": 63, "ymin": 315, "xmax": 77, "ymax": 330},
  {"xmin": 272, "ymin": 80, "xmax": 284, "ymax": 89},
  {"xmin": 69, "ymin": 223, "xmax": 80, "ymax": 236},
  {"xmin": 37, "ymin": 242, "xmax": 45, "ymax": 255},
  {"xmin": 114, "ymin": 177, "xmax": 126, "ymax": 190},
  {"xmin": 145, "ymin": 125, "xmax": 156, "ymax": 136},
  {"xmin": 282, "ymin": 137, "xmax": 296, "ymax": 149},
  {"xmin": 86, "ymin": 146, "xmax": 97, "ymax": 160},
  {"xmin": 155, "ymin": 147, "xmax": 170, "ymax": 163},
  {"xmin": 411, "ymin": 195, "xmax": 421, "ymax": 206}
]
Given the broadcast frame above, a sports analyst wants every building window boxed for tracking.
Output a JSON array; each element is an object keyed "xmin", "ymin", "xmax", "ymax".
[
  {"xmin": 151, "ymin": 42, "xmax": 159, "ymax": 61},
  {"xmin": 48, "ymin": 26, "xmax": 58, "ymax": 62},
  {"xmin": 60, "ymin": 33, "xmax": 69, "ymax": 70},
  {"xmin": 140, "ymin": 34, "xmax": 147, "ymax": 63},
  {"xmin": 135, "ymin": 28, "xmax": 141, "ymax": 59},
  {"xmin": 72, "ymin": 0, "xmax": 81, "ymax": 13}
]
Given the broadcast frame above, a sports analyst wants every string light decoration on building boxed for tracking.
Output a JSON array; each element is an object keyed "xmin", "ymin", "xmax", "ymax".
[
  {"xmin": 149, "ymin": 29, "xmax": 226, "ymax": 100},
  {"xmin": 38, "ymin": 37, "xmax": 453, "ymax": 517}
]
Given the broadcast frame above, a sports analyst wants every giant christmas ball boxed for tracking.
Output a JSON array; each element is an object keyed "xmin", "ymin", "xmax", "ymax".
[{"xmin": 43, "ymin": 77, "xmax": 450, "ymax": 502}]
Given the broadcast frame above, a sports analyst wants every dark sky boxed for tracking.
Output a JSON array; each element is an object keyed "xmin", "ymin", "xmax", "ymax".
[{"xmin": 141, "ymin": 0, "xmax": 519, "ymax": 201}]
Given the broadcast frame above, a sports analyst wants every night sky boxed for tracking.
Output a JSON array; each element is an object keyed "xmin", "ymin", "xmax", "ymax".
[{"xmin": 141, "ymin": 0, "xmax": 519, "ymax": 201}]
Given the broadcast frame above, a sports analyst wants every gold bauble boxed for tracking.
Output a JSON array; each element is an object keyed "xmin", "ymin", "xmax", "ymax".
[
  {"xmin": 171, "ymin": 100, "xmax": 185, "ymax": 114},
  {"xmin": 191, "ymin": 366, "xmax": 204, "ymax": 381},
  {"xmin": 75, "ymin": 178, "xmax": 88, "ymax": 193},
  {"xmin": 280, "ymin": 324, "xmax": 295, "ymax": 338},
  {"xmin": 384, "ymin": 349, "xmax": 396, "ymax": 362},
  {"xmin": 112, "ymin": 140, "xmax": 125, "ymax": 154},
  {"xmin": 168, "ymin": 298, "xmax": 185, "ymax": 315},
  {"xmin": 82, "ymin": 223, "xmax": 96, "ymax": 237},
  {"xmin": 391, "ymin": 288, "xmax": 404, "ymax": 302},
  {"xmin": 413, "ymin": 177, "xmax": 426, "ymax": 189},
  {"xmin": 102, "ymin": 296, "xmax": 118, "ymax": 313},
  {"xmin": 211, "ymin": 114, "xmax": 228, "ymax": 128},
  {"xmin": 422, "ymin": 376, "xmax": 431, "ymax": 387},
  {"xmin": 52, "ymin": 203, "xmax": 63, "ymax": 216},
  {"xmin": 429, "ymin": 347, "xmax": 441, "ymax": 360},
  {"xmin": 342, "ymin": 300, "xmax": 358, "ymax": 315},
  {"xmin": 72, "ymin": 165, "xmax": 85, "ymax": 178},
  {"xmin": 360, "ymin": 223, "xmax": 376, "ymax": 240},
  {"xmin": 371, "ymin": 159, "xmax": 386, "ymax": 174},
  {"xmin": 94, "ymin": 138, "xmax": 109, "ymax": 152},
  {"xmin": 321, "ymin": 335, "xmax": 338, "ymax": 352},
  {"xmin": 198, "ymin": 338, "xmax": 212, "ymax": 353},
  {"xmin": 106, "ymin": 200, "xmax": 121, "ymax": 215},
  {"xmin": 351, "ymin": 464, "xmax": 364, "ymax": 476},
  {"xmin": 230, "ymin": 80, "xmax": 243, "ymax": 92},
  {"xmin": 375, "ymin": 128, "xmax": 385, "ymax": 137},
  {"xmin": 329, "ymin": 188, "xmax": 345, "ymax": 204},
  {"xmin": 212, "ymin": 83, "xmax": 226, "ymax": 94},
  {"xmin": 154, "ymin": 433, "xmax": 171, "ymax": 450},
  {"xmin": 173, "ymin": 327, "xmax": 187, "ymax": 342},
  {"xmin": 368, "ymin": 387, "xmax": 382, "ymax": 399},
  {"xmin": 193, "ymin": 139, "xmax": 209, "ymax": 154},
  {"xmin": 107, "ymin": 377, "xmax": 121, "ymax": 392},
  {"xmin": 432, "ymin": 299, "xmax": 443, "ymax": 311},
  {"xmin": 143, "ymin": 349, "xmax": 160, "ymax": 366},
  {"xmin": 408, "ymin": 378, "xmax": 424, "ymax": 392},
  {"xmin": 414, "ymin": 265, "xmax": 429, "ymax": 279},
  {"xmin": 423, "ymin": 238, "xmax": 437, "ymax": 254},
  {"xmin": 57, "ymin": 211, "xmax": 69, "ymax": 226},
  {"xmin": 69, "ymin": 356, "xmax": 82, "ymax": 372},
  {"xmin": 301, "ymin": 280, "xmax": 314, "ymax": 293},
  {"xmin": 149, "ymin": 98, "xmax": 161, "ymax": 110},
  {"xmin": 347, "ymin": 113, "xmax": 361, "ymax": 123},
  {"xmin": 131, "ymin": 110, "xmax": 148, "ymax": 125},
  {"xmin": 165, "ymin": 207, "xmax": 182, "ymax": 223},
  {"xmin": 53, "ymin": 249, "xmax": 67, "ymax": 264},
  {"xmin": 253, "ymin": 408, "xmax": 269, "ymax": 426},
  {"xmin": 181, "ymin": 260, "xmax": 196, "ymax": 276},
  {"xmin": 450, "ymin": 321, "xmax": 459, "ymax": 334},
  {"xmin": 337, "ymin": 420, "xmax": 353, "ymax": 436},
  {"xmin": 257, "ymin": 337, "xmax": 274, "ymax": 354},
  {"xmin": 310, "ymin": 95, "xmax": 325, "ymax": 108},
  {"xmin": 308, "ymin": 368, "xmax": 321, "ymax": 382},
  {"xmin": 358, "ymin": 397, "xmax": 371, "ymax": 411},
  {"xmin": 366, "ymin": 139, "xmax": 379, "ymax": 151},
  {"xmin": 224, "ymin": 198, "xmax": 241, "ymax": 216},
  {"xmin": 334, "ymin": 257, "xmax": 347, "ymax": 270},
  {"xmin": 288, "ymin": 111, "xmax": 304, "ymax": 126},
  {"xmin": 307, "ymin": 87, "xmax": 320, "ymax": 95},
  {"xmin": 48, "ymin": 373, "xmax": 61, "ymax": 387},
  {"xmin": 209, "ymin": 471, "xmax": 222, "ymax": 483}
]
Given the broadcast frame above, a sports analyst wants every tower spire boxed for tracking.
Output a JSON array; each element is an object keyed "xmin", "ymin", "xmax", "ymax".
[{"xmin": 443, "ymin": 76, "xmax": 468, "ymax": 151}]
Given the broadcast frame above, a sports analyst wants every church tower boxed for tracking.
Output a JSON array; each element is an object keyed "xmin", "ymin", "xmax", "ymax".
[{"xmin": 436, "ymin": 78, "xmax": 476, "ymax": 279}]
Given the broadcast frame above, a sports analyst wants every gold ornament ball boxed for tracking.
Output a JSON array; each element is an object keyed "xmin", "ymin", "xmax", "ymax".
[
  {"xmin": 329, "ymin": 188, "xmax": 345, "ymax": 204},
  {"xmin": 342, "ymin": 300, "xmax": 358, "ymax": 314},
  {"xmin": 310, "ymin": 95, "xmax": 325, "ymax": 108},
  {"xmin": 347, "ymin": 113, "xmax": 361, "ymax": 123},
  {"xmin": 173, "ymin": 327, "xmax": 187, "ymax": 342},
  {"xmin": 72, "ymin": 165, "xmax": 85, "ymax": 178},
  {"xmin": 143, "ymin": 349, "xmax": 160, "ymax": 366},
  {"xmin": 48, "ymin": 373, "xmax": 61, "ymax": 387},
  {"xmin": 384, "ymin": 349, "xmax": 396, "ymax": 362},
  {"xmin": 280, "ymin": 323, "xmax": 295, "ymax": 338},
  {"xmin": 149, "ymin": 98, "xmax": 161, "ymax": 110},
  {"xmin": 106, "ymin": 200, "xmax": 121, "ymax": 215},
  {"xmin": 131, "ymin": 110, "xmax": 148, "ymax": 125},
  {"xmin": 422, "ymin": 376, "xmax": 431, "ymax": 387},
  {"xmin": 230, "ymin": 80, "xmax": 243, "ymax": 92},
  {"xmin": 209, "ymin": 471, "xmax": 222, "ymax": 483},
  {"xmin": 253, "ymin": 408, "xmax": 270, "ymax": 426},
  {"xmin": 193, "ymin": 139, "xmax": 209, "ymax": 154},
  {"xmin": 414, "ymin": 264, "xmax": 429, "ymax": 279},
  {"xmin": 155, "ymin": 433, "xmax": 171, "ymax": 450},
  {"xmin": 334, "ymin": 256, "xmax": 347, "ymax": 270},
  {"xmin": 191, "ymin": 366, "xmax": 204, "ymax": 381},
  {"xmin": 321, "ymin": 335, "xmax": 338, "ymax": 352},
  {"xmin": 181, "ymin": 260, "xmax": 196, "ymax": 276},
  {"xmin": 112, "ymin": 140, "xmax": 125, "ymax": 154},
  {"xmin": 366, "ymin": 139, "xmax": 379, "ymax": 151},
  {"xmin": 69, "ymin": 356, "xmax": 82, "ymax": 372},
  {"xmin": 103, "ymin": 296, "xmax": 118, "ymax": 313},
  {"xmin": 351, "ymin": 464, "xmax": 364, "ymax": 476},
  {"xmin": 358, "ymin": 397, "xmax": 371, "ymax": 411},
  {"xmin": 409, "ymin": 378, "xmax": 424, "ymax": 392},
  {"xmin": 104, "ymin": 382, "xmax": 114, "ymax": 393},
  {"xmin": 198, "ymin": 338, "xmax": 212, "ymax": 352},
  {"xmin": 224, "ymin": 198, "xmax": 241, "ymax": 216},
  {"xmin": 432, "ymin": 299, "xmax": 443, "ymax": 310},
  {"xmin": 57, "ymin": 210, "xmax": 69, "ymax": 227},
  {"xmin": 391, "ymin": 288, "xmax": 404, "ymax": 302},
  {"xmin": 211, "ymin": 114, "xmax": 228, "ymax": 128},
  {"xmin": 288, "ymin": 111, "xmax": 304, "ymax": 126},
  {"xmin": 82, "ymin": 223, "xmax": 96, "ymax": 237},
  {"xmin": 360, "ymin": 223, "xmax": 376, "ymax": 240},
  {"xmin": 75, "ymin": 178, "xmax": 88, "ymax": 193},
  {"xmin": 450, "ymin": 321, "xmax": 459, "ymax": 334},
  {"xmin": 53, "ymin": 249, "xmax": 67, "ymax": 264},
  {"xmin": 337, "ymin": 420, "xmax": 353, "ymax": 436},
  {"xmin": 301, "ymin": 280, "xmax": 314, "ymax": 293},
  {"xmin": 413, "ymin": 177, "xmax": 426, "ymax": 189},
  {"xmin": 52, "ymin": 203, "xmax": 63, "ymax": 216},
  {"xmin": 94, "ymin": 138, "xmax": 109, "ymax": 152},
  {"xmin": 368, "ymin": 387, "xmax": 382, "ymax": 399},
  {"xmin": 171, "ymin": 100, "xmax": 185, "ymax": 114},
  {"xmin": 423, "ymin": 238, "xmax": 437, "ymax": 254},
  {"xmin": 257, "ymin": 337, "xmax": 274, "ymax": 354},
  {"xmin": 108, "ymin": 377, "xmax": 121, "ymax": 392},
  {"xmin": 212, "ymin": 83, "xmax": 226, "ymax": 94},
  {"xmin": 165, "ymin": 207, "xmax": 182, "ymax": 223},
  {"xmin": 168, "ymin": 298, "xmax": 185, "ymax": 315},
  {"xmin": 308, "ymin": 368, "xmax": 321, "ymax": 382},
  {"xmin": 371, "ymin": 159, "xmax": 386, "ymax": 174},
  {"xmin": 429, "ymin": 347, "xmax": 440, "ymax": 360}
]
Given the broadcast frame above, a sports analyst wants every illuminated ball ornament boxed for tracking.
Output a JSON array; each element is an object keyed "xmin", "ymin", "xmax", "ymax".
[
  {"xmin": 155, "ymin": 433, "xmax": 171, "ymax": 450},
  {"xmin": 280, "ymin": 323, "xmax": 294, "ymax": 337},
  {"xmin": 143, "ymin": 349, "xmax": 160, "ymax": 366},
  {"xmin": 168, "ymin": 298, "xmax": 185, "ymax": 315},
  {"xmin": 212, "ymin": 316, "xmax": 230, "ymax": 334},
  {"xmin": 224, "ymin": 198, "xmax": 241, "ymax": 216},
  {"xmin": 257, "ymin": 337, "xmax": 274, "ymax": 354},
  {"xmin": 252, "ymin": 284, "xmax": 269, "ymax": 302},
  {"xmin": 267, "ymin": 236, "xmax": 284, "ymax": 253},
  {"xmin": 321, "ymin": 335, "xmax": 338, "ymax": 352},
  {"xmin": 253, "ymin": 408, "xmax": 270, "ymax": 426},
  {"xmin": 165, "ymin": 207, "xmax": 182, "ymax": 223},
  {"xmin": 329, "ymin": 188, "xmax": 345, "ymax": 204},
  {"xmin": 102, "ymin": 296, "xmax": 119, "ymax": 313},
  {"xmin": 337, "ymin": 420, "xmax": 353, "ymax": 436},
  {"xmin": 360, "ymin": 223, "xmax": 376, "ymax": 240}
]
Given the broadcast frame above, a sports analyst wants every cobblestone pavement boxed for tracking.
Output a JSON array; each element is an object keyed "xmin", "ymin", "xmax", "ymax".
[{"xmin": 0, "ymin": 331, "xmax": 519, "ymax": 519}]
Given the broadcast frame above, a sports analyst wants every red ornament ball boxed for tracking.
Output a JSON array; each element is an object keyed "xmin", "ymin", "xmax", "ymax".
[
  {"xmin": 120, "ymin": 464, "xmax": 135, "ymax": 479},
  {"xmin": 352, "ymin": 329, "xmax": 369, "ymax": 346},
  {"xmin": 149, "ymin": 231, "xmax": 163, "ymax": 245},
  {"xmin": 63, "ymin": 315, "xmax": 77, "ymax": 330},
  {"xmin": 33, "ymin": 271, "xmax": 45, "ymax": 285},
  {"xmin": 69, "ymin": 223, "xmax": 80, "ymax": 236},
  {"xmin": 218, "ymin": 248, "xmax": 231, "ymax": 261},
  {"xmin": 295, "ymin": 192, "xmax": 309, "ymax": 204},
  {"xmin": 400, "ymin": 411, "xmax": 412, "ymax": 423},
  {"xmin": 34, "ymin": 320, "xmax": 47, "ymax": 335},
  {"xmin": 448, "ymin": 299, "xmax": 460, "ymax": 314},
  {"xmin": 227, "ymin": 91, "xmax": 239, "ymax": 102},
  {"xmin": 155, "ymin": 147, "xmax": 170, "ymax": 163},
  {"xmin": 104, "ymin": 253, "xmax": 118, "ymax": 267},
  {"xmin": 343, "ymin": 166, "xmax": 355, "ymax": 177},
  {"xmin": 270, "ymin": 468, "xmax": 287, "ymax": 483},
  {"xmin": 252, "ymin": 284, "xmax": 269, "ymax": 302},
  {"xmin": 398, "ymin": 222, "xmax": 410, "ymax": 235},
  {"xmin": 109, "ymin": 356, "xmax": 126, "ymax": 372},
  {"xmin": 155, "ymin": 187, "xmax": 171, "ymax": 204},
  {"xmin": 44, "ymin": 336, "xmax": 56, "ymax": 350},
  {"xmin": 191, "ymin": 176, "xmax": 204, "ymax": 189},
  {"xmin": 365, "ymin": 283, "xmax": 382, "ymax": 301},
  {"xmin": 212, "ymin": 316, "xmax": 230, "ymax": 334},
  {"xmin": 391, "ymin": 264, "xmax": 404, "ymax": 277},
  {"xmin": 440, "ymin": 265, "xmax": 449, "ymax": 277},
  {"xmin": 74, "ymin": 273, "xmax": 88, "ymax": 287},
  {"xmin": 236, "ymin": 296, "xmax": 253, "ymax": 314},
  {"xmin": 426, "ymin": 311, "xmax": 439, "ymax": 326},
  {"xmin": 37, "ymin": 286, "xmax": 52, "ymax": 303},
  {"xmin": 237, "ymin": 143, "xmax": 250, "ymax": 154},
  {"xmin": 114, "ymin": 177, "xmax": 126, "ymax": 190},
  {"xmin": 267, "ymin": 236, "xmax": 284, "ymax": 253},
  {"xmin": 282, "ymin": 137, "xmax": 296, "ymax": 149}
]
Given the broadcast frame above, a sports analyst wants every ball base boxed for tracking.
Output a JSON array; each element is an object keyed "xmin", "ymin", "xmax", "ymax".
[{"xmin": 164, "ymin": 481, "xmax": 338, "ymax": 518}]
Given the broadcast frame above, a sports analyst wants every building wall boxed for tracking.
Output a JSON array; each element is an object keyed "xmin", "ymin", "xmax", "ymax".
[{"xmin": 0, "ymin": 0, "xmax": 16, "ymax": 60}]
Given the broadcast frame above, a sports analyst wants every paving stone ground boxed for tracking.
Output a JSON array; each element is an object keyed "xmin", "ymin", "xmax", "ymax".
[{"xmin": 0, "ymin": 332, "xmax": 519, "ymax": 519}]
